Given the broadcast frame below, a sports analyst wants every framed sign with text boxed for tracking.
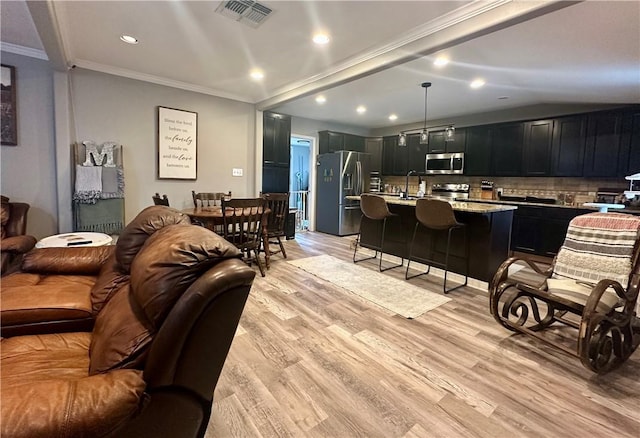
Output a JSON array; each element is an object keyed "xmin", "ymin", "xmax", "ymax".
[{"xmin": 158, "ymin": 106, "xmax": 197, "ymax": 179}]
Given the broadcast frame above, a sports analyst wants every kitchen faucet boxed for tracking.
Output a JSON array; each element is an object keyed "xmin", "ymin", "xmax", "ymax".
[{"xmin": 404, "ymin": 170, "xmax": 417, "ymax": 199}]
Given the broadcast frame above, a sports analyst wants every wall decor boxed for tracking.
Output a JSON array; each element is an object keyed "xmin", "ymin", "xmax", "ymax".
[
  {"xmin": 1, "ymin": 64, "xmax": 17, "ymax": 145},
  {"xmin": 158, "ymin": 106, "xmax": 197, "ymax": 179}
]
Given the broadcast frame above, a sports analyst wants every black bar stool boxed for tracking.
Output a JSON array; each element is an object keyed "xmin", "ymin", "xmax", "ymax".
[
  {"xmin": 353, "ymin": 194, "xmax": 403, "ymax": 272},
  {"xmin": 405, "ymin": 198, "xmax": 468, "ymax": 293}
]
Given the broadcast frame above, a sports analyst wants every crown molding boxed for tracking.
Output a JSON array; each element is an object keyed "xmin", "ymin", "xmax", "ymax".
[
  {"xmin": 0, "ymin": 42, "xmax": 48, "ymax": 60},
  {"xmin": 72, "ymin": 59, "xmax": 253, "ymax": 104}
]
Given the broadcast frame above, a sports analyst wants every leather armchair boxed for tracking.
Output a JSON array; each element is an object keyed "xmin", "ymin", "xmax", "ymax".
[
  {"xmin": 1, "ymin": 196, "xmax": 37, "ymax": 275},
  {"xmin": 1, "ymin": 205, "xmax": 191, "ymax": 337},
  {"xmin": 1, "ymin": 211, "xmax": 255, "ymax": 437}
]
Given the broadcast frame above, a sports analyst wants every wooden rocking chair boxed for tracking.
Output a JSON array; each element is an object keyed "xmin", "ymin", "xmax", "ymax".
[{"xmin": 489, "ymin": 212, "xmax": 640, "ymax": 373}]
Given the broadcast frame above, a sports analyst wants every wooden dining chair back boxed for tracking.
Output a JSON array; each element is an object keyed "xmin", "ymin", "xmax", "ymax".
[
  {"xmin": 192, "ymin": 191, "xmax": 231, "ymax": 208},
  {"xmin": 152, "ymin": 193, "xmax": 170, "ymax": 206},
  {"xmin": 489, "ymin": 212, "xmax": 640, "ymax": 373},
  {"xmin": 261, "ymin": 192, "xmax": 289, "ymax": 265},
  {"xmin": 221, "ymin": 197, "xmax": 266, "ymax": 277}
]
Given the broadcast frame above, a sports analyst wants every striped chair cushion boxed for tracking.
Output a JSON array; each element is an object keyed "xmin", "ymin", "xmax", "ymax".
[{"xmin": 553, "ymin": 212, "xmax": 640, "ymax": 289}]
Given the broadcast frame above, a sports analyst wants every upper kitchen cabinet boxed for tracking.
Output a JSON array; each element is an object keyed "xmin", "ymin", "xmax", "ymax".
[
  {"xmin": 491, "ymin": 122, "xmax": 525, "ymax": 176},
  {"xmin": 551, "ymin": 116, "xmax": 586, "ymax": 177},
  {"xmin": 464, "ymin": 126, "xmax": 492, "ymax": 176},
  {"xmin": 263, "ymin": 111, "xmax": 291, "ymax": 167},
  {"xmin": 318, "ymin": 131, "xmax": 365, "ymax": 154},
  {"xmin": 382, "ymin": 135, "xmax": 408, "ymax": 176},
  {"xmin": 263, "ymin": 111, "xmax": 291, "ymax": 193},
  {"xmin": 365, "ymin": 137, "xmax": 383, "ymax": 173},
  {"xmin": 583, "ymin": 111, "xmax": 624, "ymax": 177},
  {"xmin": 426, "ymin": 128, "xmax": 465, "ymax": 153},
  {"xmin": 620, "ymin": 110, "xmax": 640, "ymax": 176},
  {"xmin": 522, "ymin": 120, "xmax": 553, "ymax": 176},
  {"xmin": 407, "ymin": 134, "xmax": 428, "ymax": 173}
]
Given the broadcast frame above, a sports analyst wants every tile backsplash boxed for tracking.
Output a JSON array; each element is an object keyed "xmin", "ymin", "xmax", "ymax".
[{"xmin": 379, "ymin": 175, "xmax": 628, "ymax": 205}]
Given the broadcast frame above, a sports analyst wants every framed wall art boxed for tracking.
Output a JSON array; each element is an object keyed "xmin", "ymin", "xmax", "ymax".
[
  {"xmin": 1, "ymin": 64, "xmax": 17, "ymax": 146},
  {"xmin": 157, "ymin": 106, "xmax": 198, "ymax": 179}
]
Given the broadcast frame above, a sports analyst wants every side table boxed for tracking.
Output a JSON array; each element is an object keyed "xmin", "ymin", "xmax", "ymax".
[{"xmin": 35, "ymin": 232, "xmax": 113, "ymax": 248}]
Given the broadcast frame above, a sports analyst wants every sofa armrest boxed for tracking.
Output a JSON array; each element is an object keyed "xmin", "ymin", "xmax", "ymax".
[
  {"xmin": 1, "ymin": 235, "xmax": 37, "ymax": 253},
  {"xmin": 1, "ymin": 369, "xmax": 145, "ymax": 438},
  {"xmin": 22, "ymin": 246, "xmax": 115, "ymax": 275}
]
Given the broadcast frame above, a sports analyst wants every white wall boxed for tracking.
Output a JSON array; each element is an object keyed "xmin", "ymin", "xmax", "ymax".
[
  {"xmin": 291, "ymin": 115, "xmax": 371, "ymax": 141},
  {"xmin": 0, "ymin": 51, "xmax": 57, "ymax": 239},
  {"xmin": 67, "ymin": 69, "xmax": 256, "ymax": 224}
]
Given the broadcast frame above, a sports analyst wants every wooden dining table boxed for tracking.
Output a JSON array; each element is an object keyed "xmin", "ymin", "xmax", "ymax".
[{"xmin": 181, "ymin": 206, "xmax": 273, "ymax": 268}]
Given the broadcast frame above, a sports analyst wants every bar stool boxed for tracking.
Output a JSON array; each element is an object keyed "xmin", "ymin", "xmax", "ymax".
[
  {"xmin": 405, "ymin": 198, "xmax": 468, "ymax": 293},
  {"xmin": 353, "ymin": 194, "xmax": 403, "ymax": 272}
]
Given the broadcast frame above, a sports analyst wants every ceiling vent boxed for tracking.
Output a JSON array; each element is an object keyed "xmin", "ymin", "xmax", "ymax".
[{"xmin": 216, "ymin": 1, "xmax": 273, "ymax": 28}]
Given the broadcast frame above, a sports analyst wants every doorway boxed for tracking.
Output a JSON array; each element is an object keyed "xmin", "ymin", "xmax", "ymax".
[{"xmin": 290, "ymin": 135, "xmax": 314, "ymax": 231}]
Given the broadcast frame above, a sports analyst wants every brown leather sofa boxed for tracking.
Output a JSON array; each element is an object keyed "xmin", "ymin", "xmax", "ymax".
[
  {"xmin": 1, "ymin": 195, "xmax": 37, "ymax": 275},
  {"xmin": 1, "ymin": 206, "xmax": 255, "ymax": 437}
]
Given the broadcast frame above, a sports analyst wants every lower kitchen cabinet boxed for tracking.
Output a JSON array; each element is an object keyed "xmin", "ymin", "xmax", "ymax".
[{"xmin": 510, "ymin": 206, "xmax": 593, "ymax": 257}]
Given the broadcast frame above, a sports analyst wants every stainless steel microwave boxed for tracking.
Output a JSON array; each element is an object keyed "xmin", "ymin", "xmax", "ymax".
[{"xmin": 425, "ymin": 152, "xmax": 464, "ymax": 174}]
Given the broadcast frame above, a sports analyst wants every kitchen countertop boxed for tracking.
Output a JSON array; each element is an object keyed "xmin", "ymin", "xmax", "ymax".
[
  {"xmin": 347, "ymin": 195, "xmax": 517, "ymax": 213},
  {"xmin": 467, "ymin": 198, "xmax": 639, "ymax": 214}
]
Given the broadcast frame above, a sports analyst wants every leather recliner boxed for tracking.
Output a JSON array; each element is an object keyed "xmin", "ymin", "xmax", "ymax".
[
  {"xmin": 0, "ymin": 205, "xmax": 192, "ymax": 337},
  {"xmin": 1, "ymin": 206, "xmax": 255, "ymax": 438},
  {"xmin": 1, "ymin": 195, "xmax": 37, "ymax": 275}
]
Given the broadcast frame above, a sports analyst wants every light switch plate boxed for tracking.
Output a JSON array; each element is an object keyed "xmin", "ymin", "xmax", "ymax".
[{"xmin": 232, "ymin": 168, "xmax": 243, "ymax": 177}]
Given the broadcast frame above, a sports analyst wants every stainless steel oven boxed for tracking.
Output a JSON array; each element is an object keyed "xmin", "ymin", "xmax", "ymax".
[{"xmin": 425, "ymin": 152, "xmax": 464, "ymax": 174}]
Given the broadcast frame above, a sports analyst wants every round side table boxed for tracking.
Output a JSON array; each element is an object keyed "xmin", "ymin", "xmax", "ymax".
[{"xmin": 36, "ymin": 232, "xmax": 113, "ymax": 248}]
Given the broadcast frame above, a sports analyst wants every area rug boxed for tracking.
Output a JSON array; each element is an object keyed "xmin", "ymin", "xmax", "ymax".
[{"xmin": 287, "ymin": 255, "xmax": 451, "ymax": 319}]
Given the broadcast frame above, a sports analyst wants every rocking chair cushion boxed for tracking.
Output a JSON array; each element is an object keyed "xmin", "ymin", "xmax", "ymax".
[
  {"xmin": 546, "ymin": 278, "xmax": 621, "ymax": 313},
  {"xmin": 553, "ymin": 213, "xmax": 640, "ymax": 288}
]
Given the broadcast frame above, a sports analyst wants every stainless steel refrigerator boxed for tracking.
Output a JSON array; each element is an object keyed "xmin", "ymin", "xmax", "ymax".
[{"xmin": 316, "ymin": 151, "xmax": 370, "ymax": 236}]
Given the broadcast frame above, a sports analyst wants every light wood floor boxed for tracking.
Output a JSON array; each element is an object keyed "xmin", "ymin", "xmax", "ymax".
[{"xmin": 206, "ymin": 231, "xmax": 640, "ymax": 438}]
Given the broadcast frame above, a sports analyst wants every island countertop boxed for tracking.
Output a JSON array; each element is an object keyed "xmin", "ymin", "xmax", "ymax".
[{"xmin": 346, "ymin": 195, "xmax": 518, "ymax": 213}]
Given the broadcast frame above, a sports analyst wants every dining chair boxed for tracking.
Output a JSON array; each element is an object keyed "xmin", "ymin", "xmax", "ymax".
[
  {"xmin": 260, "ymin": 192, "xmax": 289, "ymax": 267},
  {"xmin": 152, "ymin": 193, "xmax": 170, "ymax": 206},
  {"xmin": 192, "ymin": 191, "xmax": 231, "ymax": 208},
  {"xmin": 221, "ymin": 197, "xmax": 266, "ymax": 277}
]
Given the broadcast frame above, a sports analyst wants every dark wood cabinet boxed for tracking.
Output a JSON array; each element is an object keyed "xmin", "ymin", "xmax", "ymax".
[
  {"xmin": 319, "ymin": 131, "xmax": 365, "ymax": 154},
  {"xmin": 262, "ymin": 111, "xmax": 291, "ymax": 193},
  {"xmin": 492, "ymin": 123, "xmax": 524, "ymax": 176},
  {"xmin": 365, "ymin": 137, "xmax": 383, "ymax": 173},
  {"xmin": 345, "ymin": 134, "xmax": 365, "ymax": 152},
  {"xmin": 263, "ymin": 112, "xmax": 291, "ymax": 167},
  {"xmin": 427, "ymin": 131, "xmax": 446, "ymax": 154},
  {"xmin": 510, "ymin": 206, "xmax": 593, "ymax": 257},
  {"xmin": 551, "ymin": 116, "xmax": 586, "ymax": 177},
  {"xmin": 382, "ymin": 135, "xmax": 407, "ymax": 176},
  {"xmin": 407, "ymin": 134, "xmax": 428, "ymax": 173},
  {"xmin": 584, "ymin": 112, "xmax": 624, "ymax": 177},
  {"xmin": 464, "ymin": 126, "xmax": 492, "ymax": 176},
  {"xmin": 426, "ymin": 129, "xmax": 465, "ymax": 153},
  {"xmin": 620, "ymin": 111, "xmax": 640, "ymax": 176},
  {"xmin": 523, "ymin": 120, "xmax": 553, "ymax": 176}
]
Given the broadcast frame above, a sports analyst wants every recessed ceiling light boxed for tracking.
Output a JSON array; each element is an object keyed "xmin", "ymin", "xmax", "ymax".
[
  {"xmin": 356, "ymin": 105, "xmax": 366, "ymax": 114},
  {"xmin": 312, "ymin": 33, "xmax": 330, "ymax": 45},
  {"xmin": 389, "ymin": 114, "xmax": 398, "ymax": 121},
  {"xmin": 434, "ymin": 56, "xmax": 449, "ymax": 67},
  {"xmin": 250, "ymin": 69, "xmax": 264, "ymax": 80},
  {"xmin": 315, "ymin": 95, "xmax": 326, "ymax": 104},
  {"xmin": 120, "ymin": 34, "xmax": 139, "ymax": 44},
  {"xmin": 470, "ymin": 79, "xmax": 485, "ymax": 89}
]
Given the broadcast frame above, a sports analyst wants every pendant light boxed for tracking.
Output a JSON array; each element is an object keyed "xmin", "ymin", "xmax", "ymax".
[
  {"xmin": 398, "ymin": 133, "xmax": 407, "ymax": 146},
  {"xmin": 419, "ymin": 82, "xmax": 432, "ymax": 145},
  {"xmin": 445, "ymin": 125, "xmax": 456, "ymax": 141}
]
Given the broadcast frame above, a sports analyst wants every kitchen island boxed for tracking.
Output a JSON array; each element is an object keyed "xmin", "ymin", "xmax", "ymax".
[{"xmin": 347, "ymin": 195, "xmax": 517, "ymax": 283}]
